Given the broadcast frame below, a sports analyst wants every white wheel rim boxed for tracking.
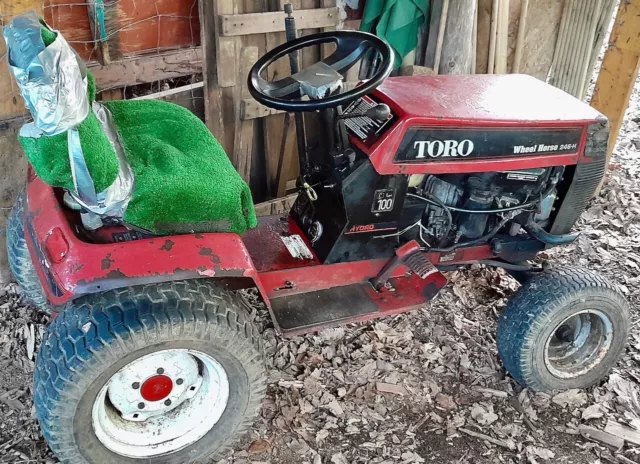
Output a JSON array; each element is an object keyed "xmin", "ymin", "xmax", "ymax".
[
  {"xmin": 544, "ymin": 309, "xmax": 613, "ymax": 379},
  {"xmin": 92, "ymin": 349, "xmax": 229, "ymax": 458}
]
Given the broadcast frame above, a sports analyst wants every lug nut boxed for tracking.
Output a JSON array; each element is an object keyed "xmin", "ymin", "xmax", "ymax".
[
  {"xmin": 138, "ymin": 402, "xmax": 145, "ymax": 409},
  {"xmin": 176, "ymin": 378, "xmax": 184, "ymax": 385},
  {"xmin": 164, "ymin": 399, "xmax": 172, "ymax": 406},
  {"xmin": 132, "ymin": 382, "xmax": 140, "ymax": 389},
  {"xmin": 157, "ymin": 368, "xmax": 165, "ymax": 375}
]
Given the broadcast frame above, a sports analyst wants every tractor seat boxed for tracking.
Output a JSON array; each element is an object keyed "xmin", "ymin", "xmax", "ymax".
[
  {"xmin": 9, "ymin": 15, "xmax": 256, "ymax": 236},
  {"xmin": 21, "ymin": 96, "xmax": 257, "ymax": 236},
  {"xmin": 99, "ymin": 99, "xmax": 257, "ymax": 235}
]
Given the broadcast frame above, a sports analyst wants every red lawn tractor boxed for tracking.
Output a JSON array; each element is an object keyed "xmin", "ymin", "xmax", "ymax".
[{"xmin": 7, "ymin": 24, "xmax": 629, "ymax": 464}]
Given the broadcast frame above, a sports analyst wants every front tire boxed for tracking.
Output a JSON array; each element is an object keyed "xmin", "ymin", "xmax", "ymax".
[
  {"xmin": 497, "ymin": 267, "xmax": 629, "ymax": 392},
  {"xmin": 34, "ymin": 280, "xmax": 266, "ymax": 464}
]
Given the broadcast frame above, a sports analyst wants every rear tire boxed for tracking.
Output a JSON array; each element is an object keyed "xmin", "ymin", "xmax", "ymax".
[
  {"xmin": 34, "ymin": 280, "xmax": 266, "ymax": 464},
  {"xmin": 497, "ymin": 267, "xmax": 629, "ymax": 392},
  {"xmin": 6, "ymin": 191, "xmax": 51, "ymax": 312}
]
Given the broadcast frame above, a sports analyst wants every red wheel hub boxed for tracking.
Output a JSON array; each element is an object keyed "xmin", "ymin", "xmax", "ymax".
[{"xmin": 140, "ymin": 375, "xmax": 173, "ymax": 402}]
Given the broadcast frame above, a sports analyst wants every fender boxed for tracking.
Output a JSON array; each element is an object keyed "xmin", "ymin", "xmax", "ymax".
[{"xmin": 25, "ymin": 176, "xmax": 267, "ymax": 308}]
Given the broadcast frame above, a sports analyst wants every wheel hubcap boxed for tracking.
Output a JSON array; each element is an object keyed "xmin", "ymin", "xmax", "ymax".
[
  {"xmin": 544, "ymin": 310, "xmax": 613, "ymax": 379},
  {"xmin": 92, "ymin": 349, "xmax": 229, "ymax": 458},
  {"xmin": 140, "ymin": 375, "xmax": 173, "ymax": 402}
]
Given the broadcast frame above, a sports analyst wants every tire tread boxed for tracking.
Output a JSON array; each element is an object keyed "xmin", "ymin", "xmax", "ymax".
[
  {"xmin": 34, "ymin": 280, "xmax": 266, "ymax": 464},
  {"xmin": 497, "ymin": 267, "xmax": 629, "ymax": 391},
  {"xmin": 6, "ymin": 191, "xmax": 51, "ymax": 312}
]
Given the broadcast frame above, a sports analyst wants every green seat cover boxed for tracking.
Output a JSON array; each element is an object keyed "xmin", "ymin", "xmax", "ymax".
[{"xmin": 19, "ymin": 25, "xmax": 257, "ymax": 235}]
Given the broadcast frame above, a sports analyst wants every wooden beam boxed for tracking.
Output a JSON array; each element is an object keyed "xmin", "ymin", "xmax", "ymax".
[
  {"xmin": 234, "ymin": 46, "xmax": 259, "ymax": 183},
  {"xmin": 86, "ymin": 0, "xmax": 121, "ymax": 64},
  {"xmin": 400, "ymin": 65, "xmax": 437, "ymax": 76},
  {"xmin": 487, "ymin": 0, "xmax": 499, "ymax": 73},
  {"xmin": 221, "ymin": 8, "xmax": 340, "ymax": 36},
  {"xmin": 321, "ymin": 0, "xmax": 338, "ymax": 59},
  {"xmin": 254, "ymin": 193, "xmax": 298, "ymax": 216},
  {"xmin": 424, "ymin": 0, "xmax": 450, "ymax": 72},
  {"xmin": 591, "ymin": 0, "xmax": 640, "ymax": 169},
  {"xmin": 133, "ymin": 82, "xmax": 205, "ymax": 121},
  {"xmin": 0, "ymin": 0, "xmax": 43, "ymax": 121},
  {"xmin": 438, "ymin": 0, "xmax": 476, "ymax": 74},
  {"xmin": 88, "ymin": 48, "xmax": 202, "ymax": 91},
  {"xmin": 494, "ymin": 0, "xmax": 509, "ymax": 74},
  {"xmin": 242, "ymin": 98, "xmax": 283, "ymax": 119},
  {"xmin": 199, "ymin": 0, "xmax": 233, "ymax": 152},
  {"xmin": 604, "ymin": 421, "xmax": 640, "ymax": 446},
  {"xmin": 215, "ymin": 0, "xmax": 240, "ymax": 88},
  {"xmin": 512, "ymin": 0, "xmax": 529, "ymax": 73}
]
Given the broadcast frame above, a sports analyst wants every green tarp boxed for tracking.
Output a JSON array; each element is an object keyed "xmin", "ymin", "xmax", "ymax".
[{"xmin": 360, "ymin": 0, "xmax": 429, "ymax": 69}]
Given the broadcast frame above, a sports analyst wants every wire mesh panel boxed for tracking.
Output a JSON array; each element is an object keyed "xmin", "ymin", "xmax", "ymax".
[{"xmin": 0, "ymin": 0, "xmax": 202, "ymax": 120}]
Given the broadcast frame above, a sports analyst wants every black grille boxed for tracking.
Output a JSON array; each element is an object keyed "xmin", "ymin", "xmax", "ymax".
[{"xmin": 550, "ymin": 159, "xmax": 606, "ymax": 235}]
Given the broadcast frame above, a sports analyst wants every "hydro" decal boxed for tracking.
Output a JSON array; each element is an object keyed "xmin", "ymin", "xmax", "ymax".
[{"xmin": 344, "ymin": 221, "xmax": 399, "ymax": 235}]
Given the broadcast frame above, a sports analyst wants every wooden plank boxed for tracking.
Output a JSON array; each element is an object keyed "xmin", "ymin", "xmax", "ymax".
[
  {"xmin": 512, "ymin": 0, "xmax": 528, "ymax": 73},
  {"xmin": 604, "ymin": 421, "xmax": 640, "ymax": 447},
  {"xmin": 262, "ymin": 0, "xmax": 289, "ymax": 197},
  {"xmin": 133, "ymin": 82, "xmax": 205, "ymax": 121},
  {"xmin": 400, "ymin": 65, "xmax": 437, "ymax": 76},
  {"xmin": 216, "ymin": 0, "xmax": 240, "ymax": 88},
  {"xmin": 234, "ymin": 46, "xmax": 260, "ymax": 183},
  {"xmin": 579, "ymin": 425, "xmax": 625, "ymax": 449},
  {"xmin": 0, "ymin": 123, "xmax": 29, "ymax": 284},
  {"xmin": 439, "ymin": 0, "xmax": 476, "ymax": 74},
  {"xmin": 98, "ymin": 88, "xmax": 124, "ymax": 101},
  {"xmin": 321, "ymin": 0, "xmax": 338, "ymax": 59},
  {"xmin": 274, "ymin": 113, "xmax": 297, "ymax": 197},
  {"xmin": 199, "ymin": 0, "xmax": 233, "ymax": 153},
  {"xmin": 221, "ymin": 8, "xmax": 340, "ymax": 37},
  {"xmin": 591, "ymin": 0, "xmax": 640, "ymax": 175},
  {"xmin": 242, "ymin": 98, "xmax": 283, "ymax": 119},
  {"xmin": 0, "ymin": 0, "xmax": 43, "ymax": 121},
  {"xmin": 494, "ymin": 0, "xmax": 509, "ymax": 74},
  {"xmin": 88, "ymin": 48, "xmax": 203, "ymax": 91},
  {"xmin": 517, "ymin": 0, "xmax": 565, "ymax": 80},
  {"xmin": 86, "ymin": 0, "xmax": 121, "ymax": 64},
  {"xmin": 424, "ymin": 0, "xmax": 447, "ymax": 71},
  {"xmin": 254, "ymin": 193, "xmax": 298, "ymax": 216},
  {"xmin": 487, "ymin": 0, "xmax": 499, "ymax": 73},
  {"xmin": 241, "ymin": 0, "xmax": 270, "ymax": 193},
  {"xmin": 263, "ymin": 2, "xmax": 298, "ymax": 200},
  {"xmin": 0, "ymin": 0, "xmax": 41, "ymax": 282}
]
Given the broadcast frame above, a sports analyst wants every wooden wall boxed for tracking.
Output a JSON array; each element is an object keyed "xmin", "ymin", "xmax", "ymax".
[{"xmin": 476, "ymin": 0, "xmax": 566, "ymax": 79}]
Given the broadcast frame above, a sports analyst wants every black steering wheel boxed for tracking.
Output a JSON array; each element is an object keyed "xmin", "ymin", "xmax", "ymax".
[{"xmin": 248, "ymin": 30, "xmax": 393, "ymax": 112}]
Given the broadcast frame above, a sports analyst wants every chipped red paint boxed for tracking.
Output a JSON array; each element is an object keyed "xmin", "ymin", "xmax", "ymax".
[
  {"xmin": 360, "ymin": 75, "xmax": 602, "ymax": 176},
  {"xmin": 25, "ymin": 174, "xmax": 501, "ymax": 331},
  {"xmin": 25, "ymin": 177, "xmax": 267, "ymax": 307},
  {"xmin": 25, "ymin": 175, "xmax": 500, "ymax": 312}
]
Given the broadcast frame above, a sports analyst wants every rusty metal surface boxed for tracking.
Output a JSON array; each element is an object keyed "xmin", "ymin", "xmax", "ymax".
[
  {"xmin": 242, "ymin": 215, "xmax": 321, "ymax": 272},
  {"xmin": 24, "ymin": 176, "xmax": 263, "ymax": 307},
  {"xmin": 271, "ymin": 271, "xmax": 448, "ymax": 337}
]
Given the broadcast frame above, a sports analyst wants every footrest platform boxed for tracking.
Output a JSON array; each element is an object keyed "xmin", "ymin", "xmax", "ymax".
[{"xmin": 269, "ymin": 271, "xmax": 447, "ymax": 337}]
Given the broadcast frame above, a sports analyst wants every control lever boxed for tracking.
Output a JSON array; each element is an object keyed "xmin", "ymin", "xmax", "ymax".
[{"xmin": 337, "ymin": 103, "xmax": 391, "ymax": 121}]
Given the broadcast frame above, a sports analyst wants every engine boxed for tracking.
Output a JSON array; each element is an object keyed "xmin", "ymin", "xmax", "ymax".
[{"xmin": 414, "ymin": 167, "xmax": 563, "ymax": 249}]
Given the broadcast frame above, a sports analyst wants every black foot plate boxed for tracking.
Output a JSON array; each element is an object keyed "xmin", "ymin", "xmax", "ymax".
[{"xmin": 270, "ymin": 284, "xmax": 378, "ymax": 333}]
